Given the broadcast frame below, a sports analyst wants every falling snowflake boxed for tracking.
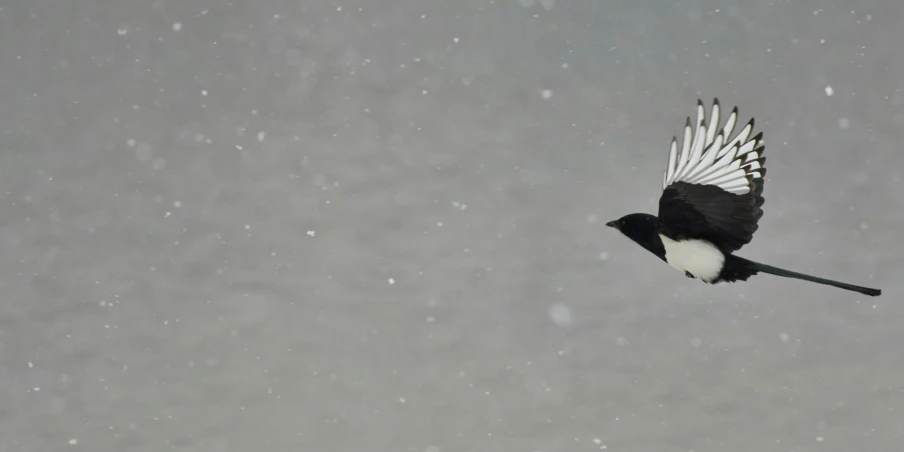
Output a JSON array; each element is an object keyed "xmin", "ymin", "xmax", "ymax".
[{"xmin": 548, "ymin": 303, "xmax": 572, "ymax": 327}]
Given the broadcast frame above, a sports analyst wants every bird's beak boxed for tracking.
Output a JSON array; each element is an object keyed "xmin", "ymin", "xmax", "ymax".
[{"xmin": 605, "ymin": 220, "xmax": 619, "ymax": 229}]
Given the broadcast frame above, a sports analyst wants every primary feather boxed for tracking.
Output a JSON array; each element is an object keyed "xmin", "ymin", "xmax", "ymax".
[{"xmin": 662, "ymin": 99, "xmax": 765, "ymax": 195}]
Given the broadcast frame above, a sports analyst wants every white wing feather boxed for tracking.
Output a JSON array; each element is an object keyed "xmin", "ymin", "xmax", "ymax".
[{"xmin": 662, "ymin": 99, "xmax": 764, "ymax": 195}]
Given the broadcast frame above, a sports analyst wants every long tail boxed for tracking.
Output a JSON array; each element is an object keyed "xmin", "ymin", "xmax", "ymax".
[{"xmin": 745, "ymin": 259, "xmax": 881, "ymax": 297}]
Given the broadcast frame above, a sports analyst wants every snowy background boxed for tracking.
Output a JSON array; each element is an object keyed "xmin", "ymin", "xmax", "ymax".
[{"xmin": 2, "ymin": 0, "xmax": 902, "ymax": 450}]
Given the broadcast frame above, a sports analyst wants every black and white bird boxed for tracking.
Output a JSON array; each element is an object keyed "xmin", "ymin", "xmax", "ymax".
[{"xmin": 607, "ymin": 98, "xmax": 881, "ymax": 297}]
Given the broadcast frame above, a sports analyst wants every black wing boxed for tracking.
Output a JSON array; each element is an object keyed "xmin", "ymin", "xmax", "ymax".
[
  {"xmin": 658, "ymin": 180, "xmax": 764, "ymax": 253},
  {"xmin": 657, "ymin": 99, "xmax": 766, "ymax": 253}
]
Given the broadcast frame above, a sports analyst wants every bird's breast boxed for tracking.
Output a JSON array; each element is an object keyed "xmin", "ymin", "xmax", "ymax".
[{"xmin": 658, "ymin": 234, "xmax": 725, "ymax": 282}]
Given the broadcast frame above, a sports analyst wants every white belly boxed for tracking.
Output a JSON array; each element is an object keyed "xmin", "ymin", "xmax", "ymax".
[{"xmin": 658, "ymin": 234, "xmax": 725, "ymax": 282}]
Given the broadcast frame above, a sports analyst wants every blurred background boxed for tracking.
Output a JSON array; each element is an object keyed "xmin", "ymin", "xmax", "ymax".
[{"xmin": 1, "ymin": 0, "xmax": 902, "ymax": 450}]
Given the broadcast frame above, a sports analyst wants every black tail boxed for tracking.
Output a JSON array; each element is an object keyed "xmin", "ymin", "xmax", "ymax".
[{"xmin": 743, "ymin": 259, "xmax": 881, "ymax": 297}]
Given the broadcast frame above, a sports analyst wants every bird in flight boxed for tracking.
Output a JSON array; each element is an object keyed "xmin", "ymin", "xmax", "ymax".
[{"xmin": 607, "ymin": 98, "xmax": 881, "ymax": 297}]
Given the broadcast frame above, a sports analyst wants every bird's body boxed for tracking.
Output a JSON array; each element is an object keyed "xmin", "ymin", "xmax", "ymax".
[
  {"xmin": 659, "ymin": 235, "xmax": 724, "ymax": 282},
  {"xmin": 607, "ymin": 98, "xmax": 881, "ymax": 297}
]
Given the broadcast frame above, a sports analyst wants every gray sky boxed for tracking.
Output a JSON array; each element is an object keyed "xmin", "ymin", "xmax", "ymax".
[{"xmin": 1, "ymin": 1, "xmax": 902, "ymax": 451}]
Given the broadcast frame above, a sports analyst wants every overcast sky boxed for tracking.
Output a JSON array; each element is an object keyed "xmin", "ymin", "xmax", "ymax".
[{"xmin": 1, "ymin": 1, "xmax": 902, "ymax": 450}]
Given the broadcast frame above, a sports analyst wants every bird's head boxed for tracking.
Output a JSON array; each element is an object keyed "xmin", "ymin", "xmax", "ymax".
[{"xmin": 606, "ymin": 213, "xmax": 659, "ymax": 244}]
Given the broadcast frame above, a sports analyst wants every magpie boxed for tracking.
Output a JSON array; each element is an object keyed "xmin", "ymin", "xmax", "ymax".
[{"xmin": 607, "ymin": 98, "xmax": 881, "ymax": 297}]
